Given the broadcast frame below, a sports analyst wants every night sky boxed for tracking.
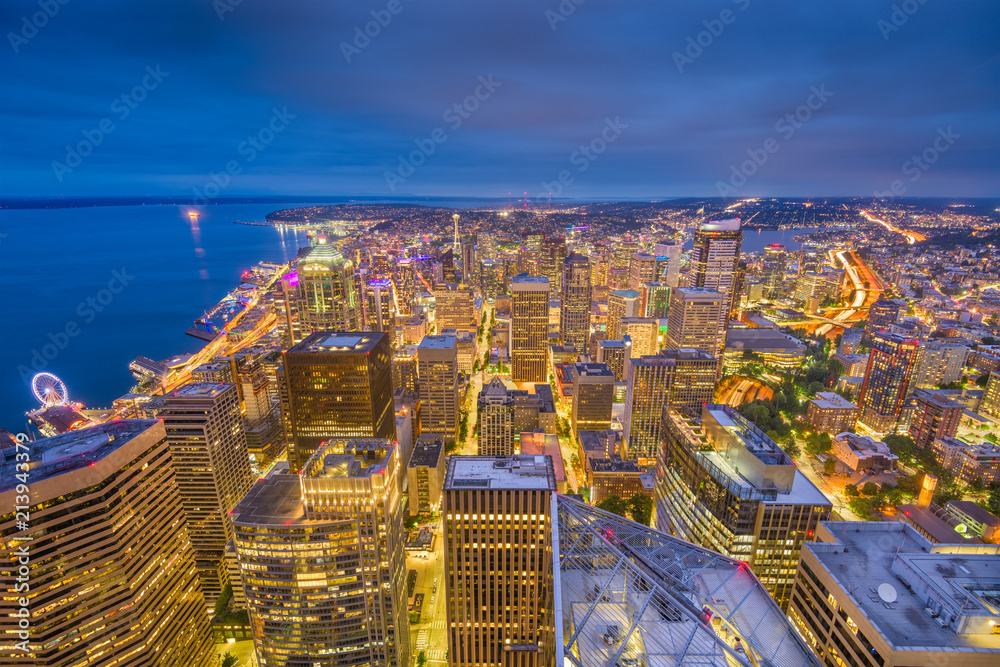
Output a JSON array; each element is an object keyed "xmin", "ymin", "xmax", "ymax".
[{"xmin": 2, "ymin": 0, "xmax": 997, "ymax": 199}]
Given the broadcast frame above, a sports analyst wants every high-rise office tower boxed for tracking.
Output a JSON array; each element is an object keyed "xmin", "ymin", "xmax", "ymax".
[
  {"xmin": 571, "ymin": 362, "xmax": 615, "ymax": 433},
  {"xmin": 910, "ymin": 388, "xmax": 963, "ymax": 449},
  {"xmin": 479, "ymin": 258, "xmax": 501, "ymax": 300},
  {"xmin": 232, "ymin": 440, "xmax": 410, "ymax": 667},
  {"xmin": 664, "ymin": 287, "xmax": 726, "ymax": 357},
  {"xmin": 444, "ymin": 455, "xmax": 557, "ymax": 667},
  {"xmin": 761, "ymin": 243, "xmax": 787, "ymax": 297},
  {"xmin": 798, "ymin": 250, "xmax": 822, "ymax": 276},
  {"xmin": 559, "ymin": 252, "xmax": 591, "ymax": 353},
  {"xmin": 394, "ymin": 260, "xmax": 415, "ymax": 316},
  {"xmin": 855, "ymin": 331, "xmax": 921, "ymax": 437},
  {"xmin": 440, "ymin": 247, "xmax": 457, "ymax": 284},
  {"xmin": 619, "ymin": 317, "xmax": 663, "ymax": 357},
  {"xmin": 160, "ymin": 382, "xmax": 253, "ymax": 607},
  {"xmin": 731, "ymin": 258, "xmax": 747, "ymax": 318},
  {"xmin": 279, "ymin": 270, "xmax": 303, "ymax": 345},
  {"xmin": 653, "ymin": 241, "xmax": 683, "ymax": 287},
  {"xmin": 692, "ymin": 218, "xmax": 742, "ymax": 338},
  {"xmin": 435, "ymin": 284, "xmax": 477, "ymax": 331},
  {"xmin": 477, "ymin": 376, "xmax": 515, "ymax": 456},
  {"xmin": 657, "ymin": 405, "xmax": 831, "ymax": 610},
  {"xmin": 281, "ymin": 332, "xmax": 395, "ymax": 470},
  {"xmin": 623, "ymin": 349, "xmax": 717, "ymax": 463},
  {"xmin": 462, "ymin": 240, "xmax": 477, "ymax": 284},
  {"xmin": 365, "ymin": 278, "xmax": 396, "ymax": 333},
  {"xmin": 589, "ymin": 251, "xmax": 610, "ymax": 288},
  {"xmin": 606, "ymin": 288, "xmax": 641, "ymax": 340},
  {"xmin": 297, "ymin": 236, "xmax": 359, "ymax": 334},
  {"xmin": 865, "ymin": 298, "xmax": 904, "ymax": 338},
  {"xmin": 0, "ymin": 421, "xmax": 213, "ymax": 666},
  {"xmin": 418, "ymin": 334, "xmax": 459, "ymax": 442},
  {"xmin": 237, "ymin": 353, "xmax": 283, "ymax": 461},
  {"xmin": 525, "ymin": 231, "xmax": 543, "ymax": 252},
  {"xmin": 511, "ymin": 274, "xmax": 550, "ymax": 383},
  {"xmin": 392, "ymin": 344, "xmax": 420, "ymax": 393},
  {"xmin": 628, "ymin": 252, "xmax": 658, "ymax": 292},
  {"xmin": 612, "ymin": 240, "xmax": 638, "ymax": 269},
  {"xmin": 540, "ymin": 236, "xmax": 567, "ymax": 293},
  {"xmin": 480, "ymin": 233, "xmax": 496, "ymax": 259},
  {"xmin": 641, "ymin": 282, "xmax": 670, "ymax": 318},
  {"xmin": 596, "ymin": 338, "xmax": 630, "ymax": 381}
]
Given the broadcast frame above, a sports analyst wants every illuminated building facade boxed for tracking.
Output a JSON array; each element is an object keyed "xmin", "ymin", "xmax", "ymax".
[
  {"xmin": 761, "ymin": 243, "xmax": 787, "ymax": 297},
  {"xmin": 297, "ymin": 237, "xmax": 359, "ymax": 334},
  {"xmin": 232, "ymin": 440, "xmax": 409, "ymax": 667},
  {"xmin": 365, "ymin": 278, "xmax": 396, "ymax": 333},
  {"xmin": 443, "ymin": 455, "xmax": 556, "ymax": 667},
  {"xmin": 855, "ymin": 331, "xmax": 921, "ymax": 437},
  {"xmin": 656, "ymin": 405, "xmax": 831, "ymax": 610},
  {"xmin": 435, "ymin": 284, "xmax": 477, "ymax": 331},
  {"xmin": 418, "ymin": 335, "xmax": 459, "ymax": 443},
  {"xmin": 559, "ymin": 252, "xmax": 592, "ymax": 353},
  {"xmin": 280, "ymin": 332, "xmax": 395, "ymax": 470},
  {"xmin": 0, "ymin": 421, "xmax": 213, "ymax": 667},
  {"xmin": 606, "ymin": 289, "xmax": 640, "ymax": 340},
  {"xmin": 692, "ymin": 218, "xmax": 742, "ymax": 323},
  {"xmin": 623, "ymin": 349, "xmax": 717, "ymax": 464},
  {"xmin": 571, "ymin": 362, "xmax": 615, "ymax": 434},
  {"xmin": 478, "ymin": 376, "xmax": 514, "ymax": 456},
  {"xmin": 159, "ymin": 382, "xmax": 253, "ymax": 607},
  {"xmin": 910, "ymin": 388, "xmax": 963, "ymax": 449},
  {"xmin": 664, "ymin": 287, "xmax": 725, "ymax": 358},
  {"xmin": 511, "ymin": 274, "xmax": 550, "ymax": 383}
]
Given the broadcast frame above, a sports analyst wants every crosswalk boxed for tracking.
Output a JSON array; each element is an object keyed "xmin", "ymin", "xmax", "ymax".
[
  {"xmin": 426, "ymin": 649, "xmax": 447, "ymax": 661},
  {"xmin": 414, "ymin": 630, "xmax": 429, "ymax": 650},
  {"xmin": 431, "ymin": 619, "xmax": 447, "ymax": 630}
]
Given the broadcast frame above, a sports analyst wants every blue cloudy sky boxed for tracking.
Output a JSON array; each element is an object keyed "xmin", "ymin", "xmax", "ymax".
[{"xmin": 1, "ymin": 0, "xmax": 997, "ymax": 198}]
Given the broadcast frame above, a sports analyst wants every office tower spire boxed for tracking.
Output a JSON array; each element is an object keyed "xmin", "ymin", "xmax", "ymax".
[
  {"xmin": 297, "ymin": 236, "xmax": 359, "ymax": 334},
  {"xmin": 692, "ymin": 218, "xmax": 742, "ymax": 336}
]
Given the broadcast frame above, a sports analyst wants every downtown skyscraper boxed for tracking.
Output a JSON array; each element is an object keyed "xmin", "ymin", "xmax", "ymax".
[
  {"xmin": 856, "ymin": 331, "xmax": 921, "ymax": 437},
  {"xmin": 511, "ymin": 274, "xmax": 550, "ymax": 383},
  {"xmin": 297, "ymin": 236, "xmax": 359, "ymax": 334},
  {"xmin": 0, "ymin": 421, "xmax": 213, "ymax": 666},
  {"xmin": 559, "ymin": 252, "xmax": 591, "ymax": 353},
  {"xmin": 280, "ymin": 332, "xmax": 395, "ymax": 470},
  {"xmin": 692, "ymin": 218, "xmax": 742, "ymax": 330},
  {"xmin": 418, "ymin": 334, "xmax": 459, "ymax": 443},
  {"xmin": 232, "ymin": 439, "xmax": 409, "ymax": 667},
  {"xmin": 159, "ymin": 382, "xmax": 254, "ymax": 607},
  {"xmin": 443, "ymin": 455, "xmax": 557, "ymax": 667}
]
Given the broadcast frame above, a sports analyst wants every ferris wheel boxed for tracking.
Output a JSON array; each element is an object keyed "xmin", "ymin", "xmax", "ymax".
[{"xmin": 32, "ymin": 372, "xmax": 69, "ymax": 407}]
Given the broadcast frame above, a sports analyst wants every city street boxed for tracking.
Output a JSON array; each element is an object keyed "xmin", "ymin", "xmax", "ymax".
[{"xmin": 407, "ymin": 525, "xmax": 448, "ymax": 664}]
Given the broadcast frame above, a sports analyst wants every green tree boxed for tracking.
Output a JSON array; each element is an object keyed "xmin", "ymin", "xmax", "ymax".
[
  {"xmin": 824, "ymin": 458, "xmax": 837, "ymax": 475},
  {"xmin": 596, "ymin": 495, "xmax": 630, "ymax": 518},
  {"xmin": 804, "ymin": 432, "xmax": 833, "ymax": 457},
  {"xmin": 861, "ymin": 482, "xmax": 878, "ymax": 496},
  {"xmin": 844, "ymin": 483, "xmax": 859, "ymax": 497},
  {"xmin": 404, "ymin": 516, "xmax": 419, "ymax": 531},
  {"xmin": 221, "ymin": 654, "xmax": 239, "ymax": 667},
  {"xmin": 417, "ymin": 651, "xmax": 428, "ymax": 667},
  {"xmin": 783, "ymin": 441, "xmax": 801, "ymax": 459},
  {"xmin": 214, "ymin": 583, "xmax": 233, "ymax": 618},
  {"xmin": 848, "ymin": 497, "xmax": 875, "ymax": 519},
  {"xmin": 627, "ymin": 493, "xmax": 653, "ymax": 526}
]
